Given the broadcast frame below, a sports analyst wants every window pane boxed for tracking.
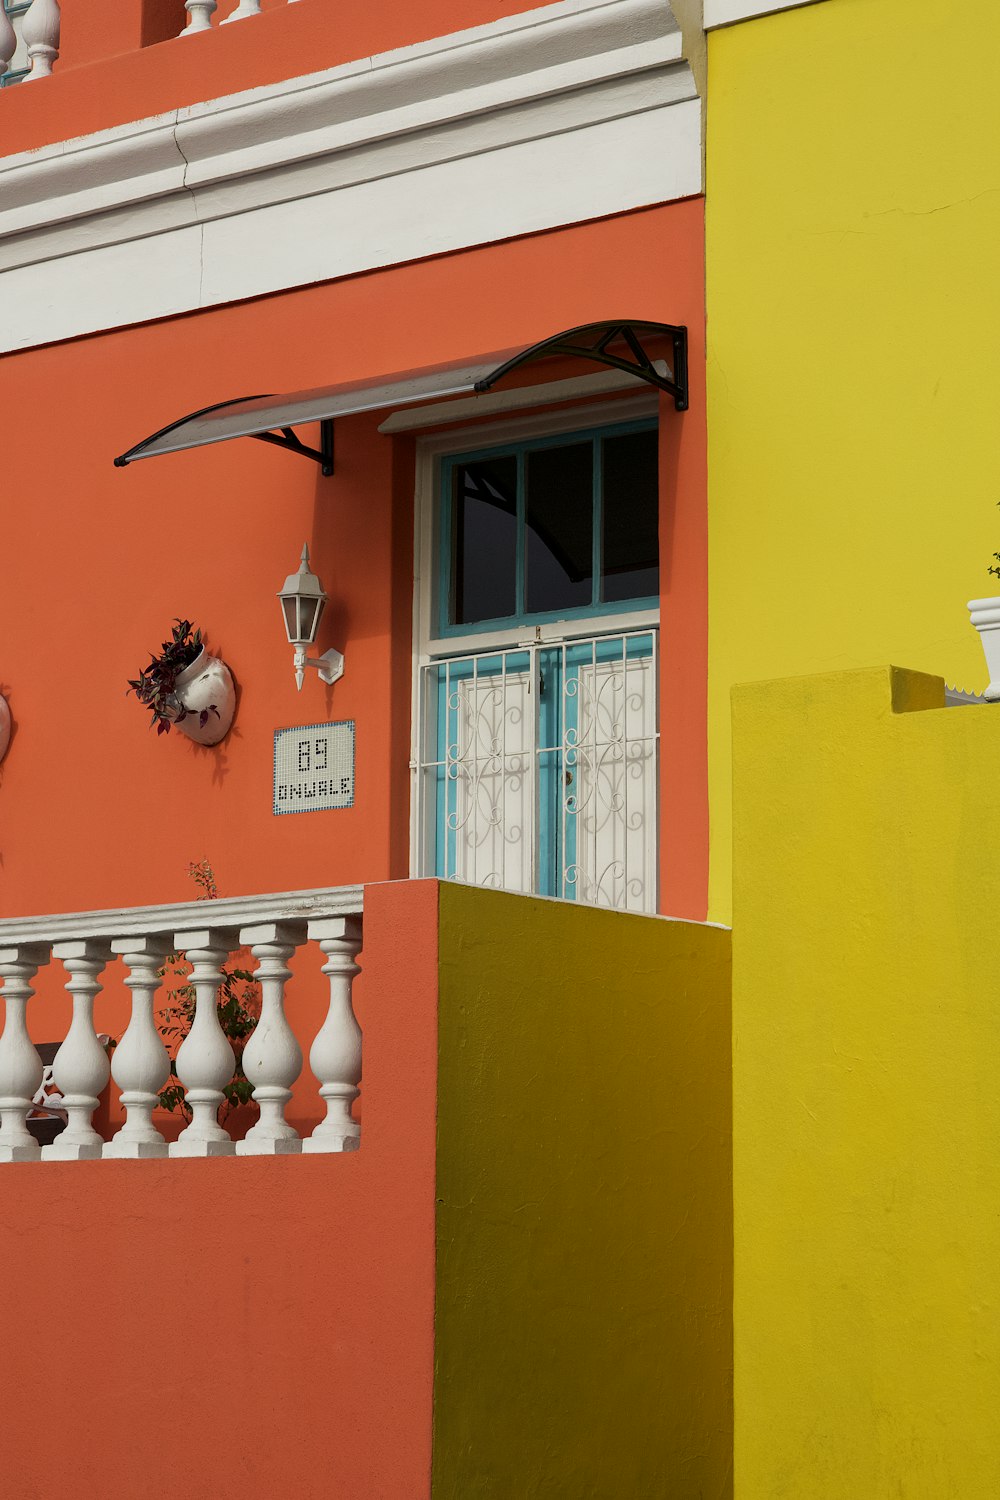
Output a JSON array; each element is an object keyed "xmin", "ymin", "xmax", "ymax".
[
  {"xmin": 525, "ymin": 442, "xmax": 593, "ymax": 615},
  {"xmin": 453, "ymin": 456, "xmax": 518, "ymax": 624},
  {"xmin": 601, "ymin": 429, "xmax": 658, "ymax": 603}
]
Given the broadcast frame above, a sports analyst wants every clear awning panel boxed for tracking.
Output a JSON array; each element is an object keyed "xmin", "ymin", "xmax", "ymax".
[{"xmin": 113, "ymin": 322, "xmax": 688, "ymax": 473}]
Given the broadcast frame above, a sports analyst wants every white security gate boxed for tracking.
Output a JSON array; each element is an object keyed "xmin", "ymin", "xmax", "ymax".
[{"xmin": 414, "ymin": 630, "xmax": 659, "ymax": 912}]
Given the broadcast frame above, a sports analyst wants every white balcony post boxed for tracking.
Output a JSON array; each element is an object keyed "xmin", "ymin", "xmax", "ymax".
[
  {"xmin": 179, "ymin": 0, "xmax": 216, "ymax": 36},
  {"xmin": 235, "ymin": 922, "xmax": 304, "ymax": 1156},
  {"xmin": 104, "ymin": 935, "xmax": 173, "ymax": 1159},
  {"xmin": 0, "ymin": 5, "xmax": 17, "ymax": 79},
  {"xmin": 42, "ymin": 940, "xmax": 112, "ymax": 1161},
  {"xmin": 0, "ymin": 944, "xmax": 50, "ymax": 1162},
  {"xmin": 21, "ymin": 0, "xmax": 60, "ymax": 79},
  {"xmin": 303, "ymin": 916, "xmax": 363, "ymax": 1154},
  {"xmin": 169, "ymin": 929, "xmax": 236, "ymax": 1157},
  {"xmin": 221, "ymin": 0, "xmax": 261, "ymax": 23}
]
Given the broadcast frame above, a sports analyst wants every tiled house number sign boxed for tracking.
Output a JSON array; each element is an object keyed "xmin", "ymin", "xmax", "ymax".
[{"xmin": 274, "ymin": 721, "xmax": 355, "ymax": 814}]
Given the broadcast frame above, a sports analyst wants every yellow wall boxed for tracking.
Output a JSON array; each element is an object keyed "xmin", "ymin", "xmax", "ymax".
[
  {"xmin": 432, "ymin": 884, "xmax": 733, "ymax": 1499},
  {"xmin": 732, "ymin": 666, "xmax": 1000, "ymax": 1497},
  {"xmin": 706, "ymin": 0, "xmax": 1000, "ymax": 920}
]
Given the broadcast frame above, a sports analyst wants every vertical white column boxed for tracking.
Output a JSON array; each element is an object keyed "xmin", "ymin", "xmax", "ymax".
[
  {"xmin": 236, "ymin": 922, "xmax": 304, "ymax": 1156},
  {"xmin": 302, "ymin": 916, "xmax": 363, "ymax": 1154},
  {"xmin": 20, "ymin": 0, "xmax": 60, "ymax": 79},
  {"xmin": 0, "ymin": 944, "xmax": 50, "ymax": 1163},
  {"xmin": 104, "ymin": 935, "xmax": 173, "ymax": 1159},
  {"xmin": 179, "ymin": 0, "xmax": 216, "ymax": 35},
  {"xmin": 0, "ymin": 6, "xmax": 17, "ymax": 81},
  {"xmin": 42, "ymin": 940, "xmax": 112, "ymax": 1161},
  {"xmin": 169, "ymin": 928, "xmax": 236, "ymax": 1158},
  {"xmin": 221, "ymin": 0, "xmax": 261, "ymax": 23}
]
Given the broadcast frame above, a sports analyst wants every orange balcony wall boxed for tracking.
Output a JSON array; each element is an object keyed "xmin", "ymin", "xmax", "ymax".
[
  {"xmin": 0, "ymin": 879, "xmax": 732, "ymax": 1497},
  {"xmin": 2, "ymin": 0, "xmax": 550, "ymax": 156}
]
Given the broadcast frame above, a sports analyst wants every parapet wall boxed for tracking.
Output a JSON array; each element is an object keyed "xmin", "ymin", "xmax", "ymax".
[{"xmin": 732, "ymin": 666, "xmax": 1000, "ymax": 1498}]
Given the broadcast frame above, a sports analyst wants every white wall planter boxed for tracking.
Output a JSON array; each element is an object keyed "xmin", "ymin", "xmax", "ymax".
[
  {"xmin": 171, "ymin": 650, "xmax": 236, "ymax": 745},
  {"xmin": 967, "ymin": 596, "xmax": 1000, "ymax": 702},
  {"xmin": 0, "ymin": 694, "xmax": 10, "ymax": 763}
]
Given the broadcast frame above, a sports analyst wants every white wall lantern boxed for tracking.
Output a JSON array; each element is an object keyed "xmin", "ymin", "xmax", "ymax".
[{"xmin": 278, "ymin": 545, "xmax": 345, "ymax": 691}]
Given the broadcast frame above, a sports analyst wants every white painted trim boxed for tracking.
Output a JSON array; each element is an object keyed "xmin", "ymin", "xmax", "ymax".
[
  {"xmin": 0, "ymin": 885, "xmax": 364, "ymax": 949},
  {"xmin": 0, "ymin": 0, "xmax": 700, "ymax": 354},
  {"xmin": 378, "ymin": 364, "xmax": 667, "ymax": 434},
  {"xmin": 704, "ymin": 0, "xmax": 826, "ymax": 29}
]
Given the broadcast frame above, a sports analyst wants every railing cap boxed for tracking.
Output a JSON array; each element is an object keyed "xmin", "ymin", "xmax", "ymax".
[{"xmin": 0, "ymin": 885, "xmax": 363, "ymax": 948}]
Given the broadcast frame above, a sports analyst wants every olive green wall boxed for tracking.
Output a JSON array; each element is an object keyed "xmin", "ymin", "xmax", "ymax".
[{"xmin": 432, "ymin": 884, "xmax": 733, "ymax": 1499}]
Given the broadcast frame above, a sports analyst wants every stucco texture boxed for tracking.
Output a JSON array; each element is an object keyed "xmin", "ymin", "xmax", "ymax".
[
  {"xmin": 732, "ymin": 666, "xmax": 1000, "ymax": 1497},
  {"xmin": 706, "ymin": 0, "xmax": 1000, "ymax": 921},
  {"xmin": 0, "ymin": 878, "xmax": 440, "ymax": 1498},
  {"xmin": 432, "ymin": 883, "xmax": 733, "ymax": 1498}
]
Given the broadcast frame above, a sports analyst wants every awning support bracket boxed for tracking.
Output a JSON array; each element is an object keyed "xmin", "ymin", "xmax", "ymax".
[
  {"xmin": 475, "ymin": 321, "xmax": 688, "ymax": 412},
  {"xmin": 251, "ymin": 419, "xmax": 334, "ymax": 476}
]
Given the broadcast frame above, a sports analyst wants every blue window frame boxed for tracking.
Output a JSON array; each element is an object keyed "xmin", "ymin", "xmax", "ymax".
[
  {"xmin": 436, "ymin": 417, "xmax": 659, "ymax": 638},
  {"xmin": 418, "ymin": 630, "xmax": 659, "ymax": 910}
]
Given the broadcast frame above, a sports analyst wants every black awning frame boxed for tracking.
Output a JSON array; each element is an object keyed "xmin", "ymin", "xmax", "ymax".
[
  {"xmin": 113, "ymin": 394, "xmax": 336, "ymax": 476},
  {"xmin": 113, "ymin": 320, "xmax": 687, "ymax": 476},
  {"xmin": 474, "ymin": 320, "xmax": 688, "ymax": 412}
]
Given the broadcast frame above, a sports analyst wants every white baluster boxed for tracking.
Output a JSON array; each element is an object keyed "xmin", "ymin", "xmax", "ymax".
[
  {"xmin": 0, "ymin": 5, "xmax": 17, "ymax": 80},
  {"xmin": 179, "ymin": 0, "xmax": 216, "ymax": 36},
  {"xmin": 104, "ymin": 935, "xmax": 172, "ymax": 1159},
  {"xmin": 20, "ymin": 0, "xmax": 60, "ymax": 80},
  {"xmin": 236, "ymin": 922, "xmax": 304, "ymax": 1156},
  {"xmin": 221, "ymin": 0, "xmax": 261, "ymax": 23},
  {"xmin": 302, "ymin": 917, "xmax": 362, "ymax": 1154},
  {"xmin": 169, "ymin": 929, "xmax": 236, "ymax": 1157},
  {"xmin": 0, "ymin": 944, "xmax": 50, "ymax": 1162},
  {"xmin": 42, "ymin": 940, "xmax": 112, "ymax": 1161}
]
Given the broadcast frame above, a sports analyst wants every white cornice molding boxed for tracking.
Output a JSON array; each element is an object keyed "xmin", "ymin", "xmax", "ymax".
[
  {"xmin": 0, "ymin": 0, "xmax": 700, "ymax": 353},
  {"xmin": 704, "ymin": 0, "xmax": 826, "ymax": 28}
]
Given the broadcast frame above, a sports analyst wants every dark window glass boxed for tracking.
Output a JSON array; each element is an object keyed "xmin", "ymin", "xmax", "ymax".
[
  {"xmin": 601, "ymin": 429, "xmax": 659, "ymax": 603},
  {"xmin": 453, "ymin": 456, "xmax": 518, "ymax": 624},
  {"xmin": 525, "ymin": 442, "xmax": 593, "ymax": 615}
]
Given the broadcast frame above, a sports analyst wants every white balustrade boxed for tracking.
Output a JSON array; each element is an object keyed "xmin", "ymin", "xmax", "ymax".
[
  {"xmin": 179, "ymin": 0, "xmax": 216, "ymax": 35},
  {"xmin": 236, "ymin": 923, "xmax": 303, "ymax": 1156},
  {"xmin": 20, "ymin": 0, "xmax": 60, "ymax": 80},
  {"xmin": 221, "ymin": 0, "xmax": 261, "ymax": 23},
  {"xmin": 169, "ymin": 929, "xmax": 237, "ymax": 1158},
  {"xmin": 104, "ymin": 935, "xmax": 173, "ymax": 1159},
  {"xmin": 0, "ymin": 6, "xmax": 17, "ymax": 79},
  {"xmin": 42, "ymin": 941, "xmax": 112, "ymax": 1160},
  {"xmin": 0, "ymin": 887, "xmax": 364, "ymax": 1166},
  {"xmin": 0, "ymin": 944, "xmax": 50, "ymax": 1162},
  {"xmin": 303, "ymin": 916, "xmax": 363, "ymax": 1154}
]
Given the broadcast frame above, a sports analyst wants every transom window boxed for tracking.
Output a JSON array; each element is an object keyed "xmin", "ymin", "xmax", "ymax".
[{"xmin": 439, "ymin": 419, "xmax": 658, "ymax": 635}]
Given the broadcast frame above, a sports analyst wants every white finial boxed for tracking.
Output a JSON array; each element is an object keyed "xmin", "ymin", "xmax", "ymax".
[{"xmin": 300, "ymin": 544, "xmax": 311, "ymax": 572}]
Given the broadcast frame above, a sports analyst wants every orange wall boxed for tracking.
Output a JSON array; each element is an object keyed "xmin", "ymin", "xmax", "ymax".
[
  {"xmin": 0, "ymin": 877, "xmax": 439, "ymax": 1499},
  {"xmin": 2, "ymin": 0, "xmax": 548, "ymax": 156},
  {"xmin": 0, "ymin": 204, "xmax": 706, "ymax": 921}
]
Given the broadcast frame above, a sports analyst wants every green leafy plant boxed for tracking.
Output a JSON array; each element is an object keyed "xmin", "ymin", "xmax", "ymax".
[
  {"xmin": 127, "ymin": 619, "xmax": 218, "ymax": 736},
  {"xmin": 157, "ymin": 860, "xmax": 261, "ymax": 1122}
]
